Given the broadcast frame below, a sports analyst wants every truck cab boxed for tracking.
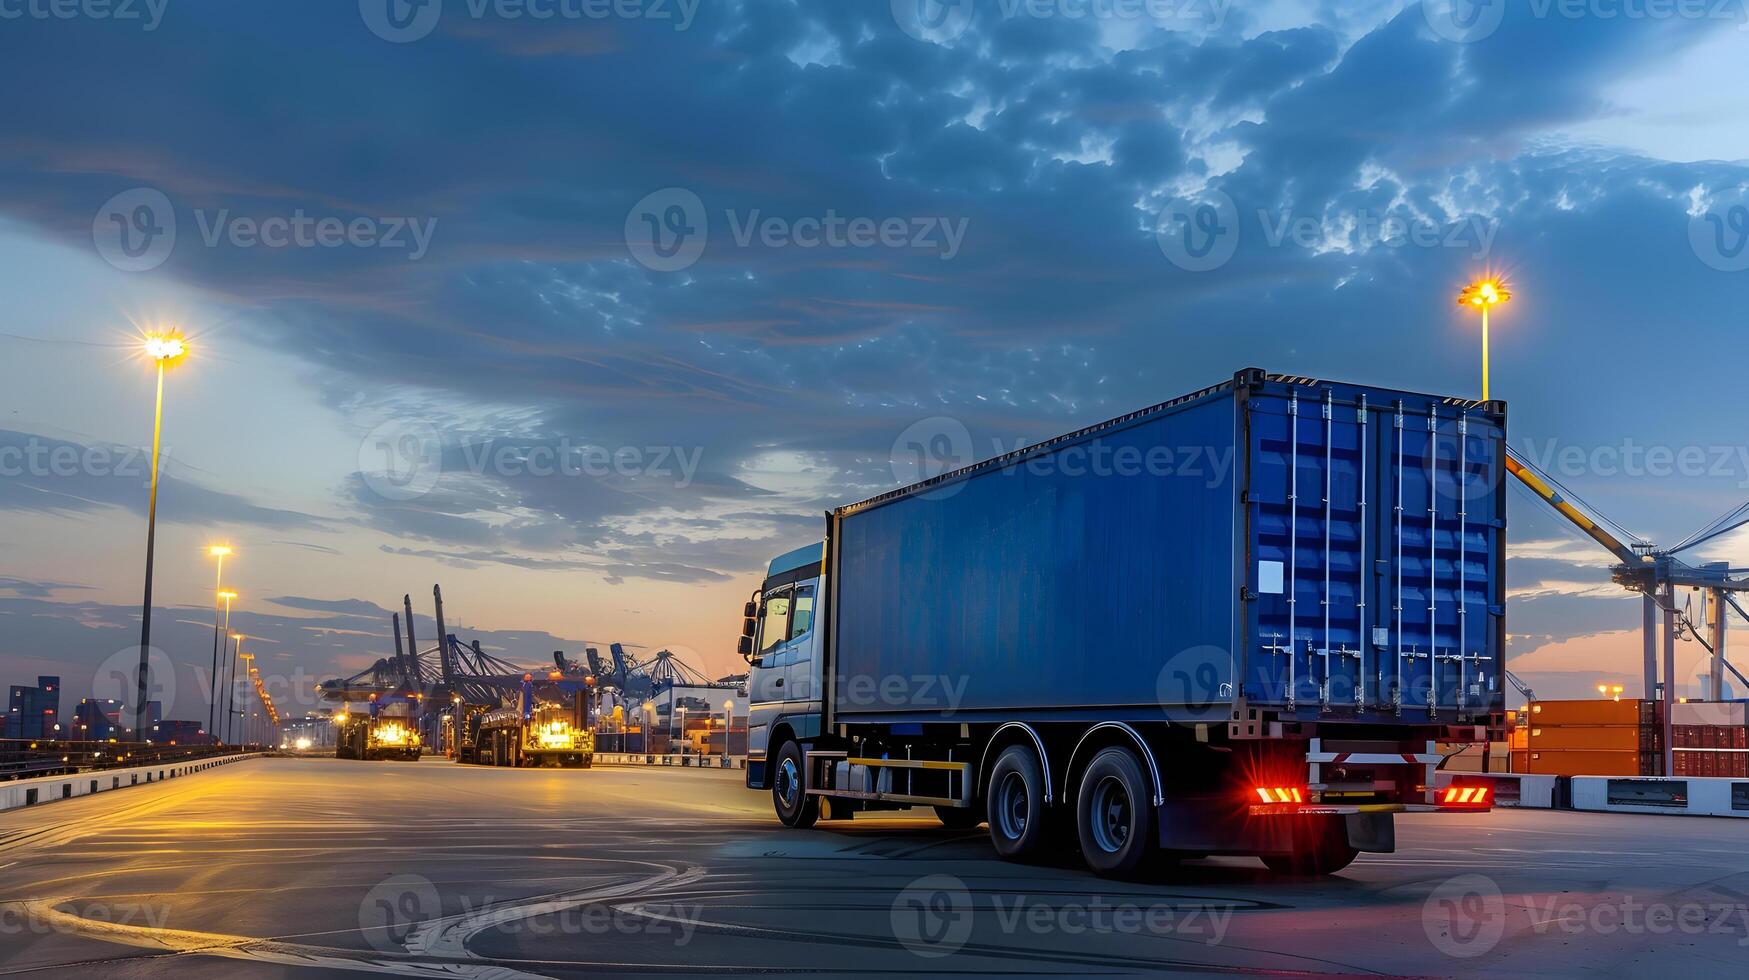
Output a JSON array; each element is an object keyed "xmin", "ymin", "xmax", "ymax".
[{"xmin": 744, "ymin": 543, "xmax": 825, "ymax": 793}]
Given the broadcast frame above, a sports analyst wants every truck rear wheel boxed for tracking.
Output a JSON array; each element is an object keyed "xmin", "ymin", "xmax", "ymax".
[
  {"xmin": 1260, "ymin": 817, "xmax": 1359, "ymax": 877},
  {"xmin": 772, "ymin": 740, "xmax": 819, "ymax": 829},
  {"xmin": 986, "ymin": 745, "xmax": 1048, "ymax": 861},
  {"xmin": 1075, "ymin": 746, "xmax": 1155, "ymax": 878}
]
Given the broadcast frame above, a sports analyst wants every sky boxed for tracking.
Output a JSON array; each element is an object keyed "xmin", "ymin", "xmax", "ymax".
[{"xmin": 1, "ymin": 0, "xmax": 1747, "ymax": 724}]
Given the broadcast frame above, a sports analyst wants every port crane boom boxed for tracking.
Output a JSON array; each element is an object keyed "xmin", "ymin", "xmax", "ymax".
[{"xmin": 1504, "ymin": 445, "xmax": 1749, "ymax": 773}]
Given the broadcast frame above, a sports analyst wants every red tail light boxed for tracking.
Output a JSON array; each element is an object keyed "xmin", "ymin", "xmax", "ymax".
[
  {"xmin": 1253, "ymin": 786, "xmax": 1305, "ymax": 804},
  {"xmin": 1441, "ymin": 784, "xmax": 1491, "ymax": 807}
]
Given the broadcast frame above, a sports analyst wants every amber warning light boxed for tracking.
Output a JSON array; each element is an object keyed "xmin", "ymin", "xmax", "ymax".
[{"xmin": 1441, "ymin": 785, "xmax": 1492, "ymax": 809}]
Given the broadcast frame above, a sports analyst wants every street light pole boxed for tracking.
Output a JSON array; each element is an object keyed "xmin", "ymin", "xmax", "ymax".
[
  {"xmin": 1481, "ymin": 304, "xmax": 1491, "ymax": 402},
  {"xmin": 1457, "ymin": 278, "xmax": 1510, "ymax": 401},
  {"xmin": 208, "ymin": 549, "xmax": 233, "ymax": 738},
  {"xmin": 134, "ymin": 332, "xmax": 187, "ymax": 739},
  {"xmin": 225, "ymin": 633, "xmax": 244, "ymax": 744},
  {"xmin": 240, "ymin": 654, "xmax": 256, "ymax": 746},
  {"xmin": 723, "ymin": 698, "xmax": 734, "ymax": 763}
]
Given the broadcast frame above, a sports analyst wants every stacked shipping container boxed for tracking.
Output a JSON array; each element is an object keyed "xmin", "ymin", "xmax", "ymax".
[
  {"xmin": 1671, "ymin": 701, "xmax": 1749, "ymax": 779},
  {"xmin": 1522, "ymin": 699, "xmax": 1661, "ymax": 777}
]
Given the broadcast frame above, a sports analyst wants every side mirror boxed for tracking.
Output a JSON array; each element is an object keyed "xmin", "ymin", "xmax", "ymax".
[
  {"xmin": 741, "ymin": 616, "xmax": 758, "ymax": 639},
  {"xmin": 737, "ymin": 635, "xmax": 755, "ymax": 659},
  {"xmin": 743, "ymin": 600, "xmax": 758, "ymax": 618}
]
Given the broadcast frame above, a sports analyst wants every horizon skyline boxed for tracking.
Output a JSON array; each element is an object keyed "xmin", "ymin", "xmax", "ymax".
[{"xmin": 4, "ymin": 1, "xmax": 1749, "ymax": 725}]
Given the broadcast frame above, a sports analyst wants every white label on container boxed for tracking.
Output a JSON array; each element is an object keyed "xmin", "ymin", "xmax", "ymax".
[
  {"xmin": 1258, "ymin": 561, "xmax": 1284, "ymax": 595},
  {"xmin": 1372, "ymin": 627, "xmax": 1390, "ymax": 648}
]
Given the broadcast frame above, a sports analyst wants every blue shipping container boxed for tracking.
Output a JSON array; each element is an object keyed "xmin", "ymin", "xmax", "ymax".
[{"xmin": 826, "ymin": 369, "xmax": 1505, "ymax": 727}]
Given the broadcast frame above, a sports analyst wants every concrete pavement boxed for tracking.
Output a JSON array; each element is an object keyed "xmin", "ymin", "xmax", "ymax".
[{"xmin": 0, "ymin": 756, "xmax": 1744, "ymax": 978}]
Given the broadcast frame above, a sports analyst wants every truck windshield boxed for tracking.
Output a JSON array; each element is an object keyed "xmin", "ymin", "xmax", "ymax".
[{"xmin": 760, "ymin": 593, "xmax": 792, "ymax": 656}]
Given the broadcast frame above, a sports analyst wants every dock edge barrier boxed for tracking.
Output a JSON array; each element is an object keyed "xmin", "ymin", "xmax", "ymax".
[
  {"xmin": 0, "ymin": 753, "xmax": 264, "ymax": 812},
  {"xmin": 595, "ymin": 752, "xmax": 746, "ymax": 770},
  {"xmin": 1436, "ymin": 771, "xmax": 1748, "ymax": 817}
]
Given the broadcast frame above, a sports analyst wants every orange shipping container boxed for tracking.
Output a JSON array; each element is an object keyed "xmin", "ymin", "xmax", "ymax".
[
  {"xmin": 1526, "ymin": 725, "xmax": 1643, "ymax": 751},
  {"xmin": 1528, "ymin": 699, "xmax": 1645, "ymax": 726},
  {"xmin": 1524, "ymin": 749, "xmax": 1645, "ymax": 777}
]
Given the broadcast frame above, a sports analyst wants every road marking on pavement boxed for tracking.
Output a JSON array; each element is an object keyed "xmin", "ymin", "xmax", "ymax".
[
  {"xmin": 405, "ymin": 863, "xmax": 708, "ymax": 960},
  {"xmin": 10, "ymin": 897, "xmax": 550, "ymax": 979}
]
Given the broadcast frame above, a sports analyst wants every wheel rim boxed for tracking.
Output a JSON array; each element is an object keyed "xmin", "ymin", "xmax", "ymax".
[
  {"xmin": 775, "ymin": 756, "xmax": 801, "ymax": 811},
  {"xmin": 995, "ymin": 770, "xmax": 1029, "ymax": 840},
  {"xmin": 1089, "ymin": 775, "xmax": 1131, "ymax": 853}
]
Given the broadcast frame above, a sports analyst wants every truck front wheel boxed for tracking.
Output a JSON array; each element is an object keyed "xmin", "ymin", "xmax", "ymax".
[
  {"xmin": 986, "ymin": 745, "xmax": 1049, "ymax": 861},
  {"xmin": 1075, "ymin": 746, "xmax": 1155, "ymax": 878},
  {"xmin": 772, "ymin": 741, "xmax": 819, "ymax": 828}
]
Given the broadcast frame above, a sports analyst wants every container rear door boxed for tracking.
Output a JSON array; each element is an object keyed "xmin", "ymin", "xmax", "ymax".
[{"xmin": 1243, "ymin": 381, "xmax": 1503, "ymax": 722}]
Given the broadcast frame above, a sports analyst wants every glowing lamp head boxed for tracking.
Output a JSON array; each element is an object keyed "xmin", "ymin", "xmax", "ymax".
[
  {"xmin": 1457, "ymin": 278, "xmax": 1511, "ymax": 310},
  {"xmin": 209, "ymin": 545, "xmax": 232, "ymax": 558},
  {"xmin": 218, "ymin": 590, "xmax": 238, "ymax": 601},
  {"xmin": 142, "ymin": 333, "xmax": 189, "ymax": 364}
]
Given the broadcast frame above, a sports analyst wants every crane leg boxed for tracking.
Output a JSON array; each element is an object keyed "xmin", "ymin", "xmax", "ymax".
[{"xmin": 1643, "ymin": 592, "xmax": 1657, "ymax": 703}]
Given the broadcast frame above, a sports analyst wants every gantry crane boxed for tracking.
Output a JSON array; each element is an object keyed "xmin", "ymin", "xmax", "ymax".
[{"xmin": 1505, "ymin": 448, "xmax": 1749, "ymax": 773}]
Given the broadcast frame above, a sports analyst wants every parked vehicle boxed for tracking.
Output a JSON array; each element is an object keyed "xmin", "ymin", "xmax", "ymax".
[
  {"xmin": 335, "ymin": 698, "xmax": 423, "ymax": 762},
  {"xmin": 743, "ymin": 369, "xmax": 1504, "ymax": 877},
  {"xmin": 469, "ymin": 673, "xmax": 595, "ymax": 769}
]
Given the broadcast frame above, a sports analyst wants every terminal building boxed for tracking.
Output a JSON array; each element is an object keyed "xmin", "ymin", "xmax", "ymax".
[{"xmin": 4, "ymin": 676, "xmax": 59, "ymax": 740}]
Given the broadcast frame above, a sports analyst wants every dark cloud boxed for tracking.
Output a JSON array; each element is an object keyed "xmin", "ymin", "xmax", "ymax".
[
  {"xmin": 266, "ymin": 595, "xmax": 393, "ymax": 617},
  {"xmin": 0, "ymin": 1, "xmax": 1744, "ymax": 664},
  {"xmin": 0, "ymin": 577, "xmax": 92, "ymax": 599}
]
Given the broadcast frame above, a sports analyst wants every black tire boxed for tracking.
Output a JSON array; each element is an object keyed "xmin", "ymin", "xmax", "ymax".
[
  {"xmin": 771, "ymin": 740, "xmax": 819, "ymax": 829},
  {"xmin": 1260, "ymin": 817, "xmax": 1359, "ymax": 877},
  {"xmin": 986, "ymin": 744, "xmax": 1049, "ymax": 861},
  {"xmin": 1075, "ymin": 746, "xmax": 1155, "ymax": 878},
  {"xmin": 934, "ymin": 805, "xmax": 983, "ymax": 829},
  {"xmin": 580, "ymin": 754, "xmax": 594, "ymax": 769}
]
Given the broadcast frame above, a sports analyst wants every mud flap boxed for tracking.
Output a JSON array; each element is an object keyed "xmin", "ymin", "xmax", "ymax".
[{"xmin": 1345, "ymin": 812, "xmax": 1395, "ymax": 853}]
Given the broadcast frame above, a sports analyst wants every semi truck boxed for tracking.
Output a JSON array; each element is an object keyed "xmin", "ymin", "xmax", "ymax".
[
  {"xmin": 335, "ymin": 697, "xmax": 424, "ymax": 761},
  {"xmin": 468, "ymin": 672, "xmax": 596, "ymax": 768},
  {"xmin": 742, "ymin": 370, "xmax": 1504, "ymax": 877}
]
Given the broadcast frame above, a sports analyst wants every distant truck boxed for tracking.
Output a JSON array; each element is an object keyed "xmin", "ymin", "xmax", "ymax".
[
  {"xmin": 743, "ymin": 370, "xmax": 1504, "ymax": 877},
  {"xmin": 336, "ymin": 697, "xmax": 423, "ymax": 762},
  {"xmin": 468, "ymin": 672, "xmax": 596, "ymax": 769}
]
